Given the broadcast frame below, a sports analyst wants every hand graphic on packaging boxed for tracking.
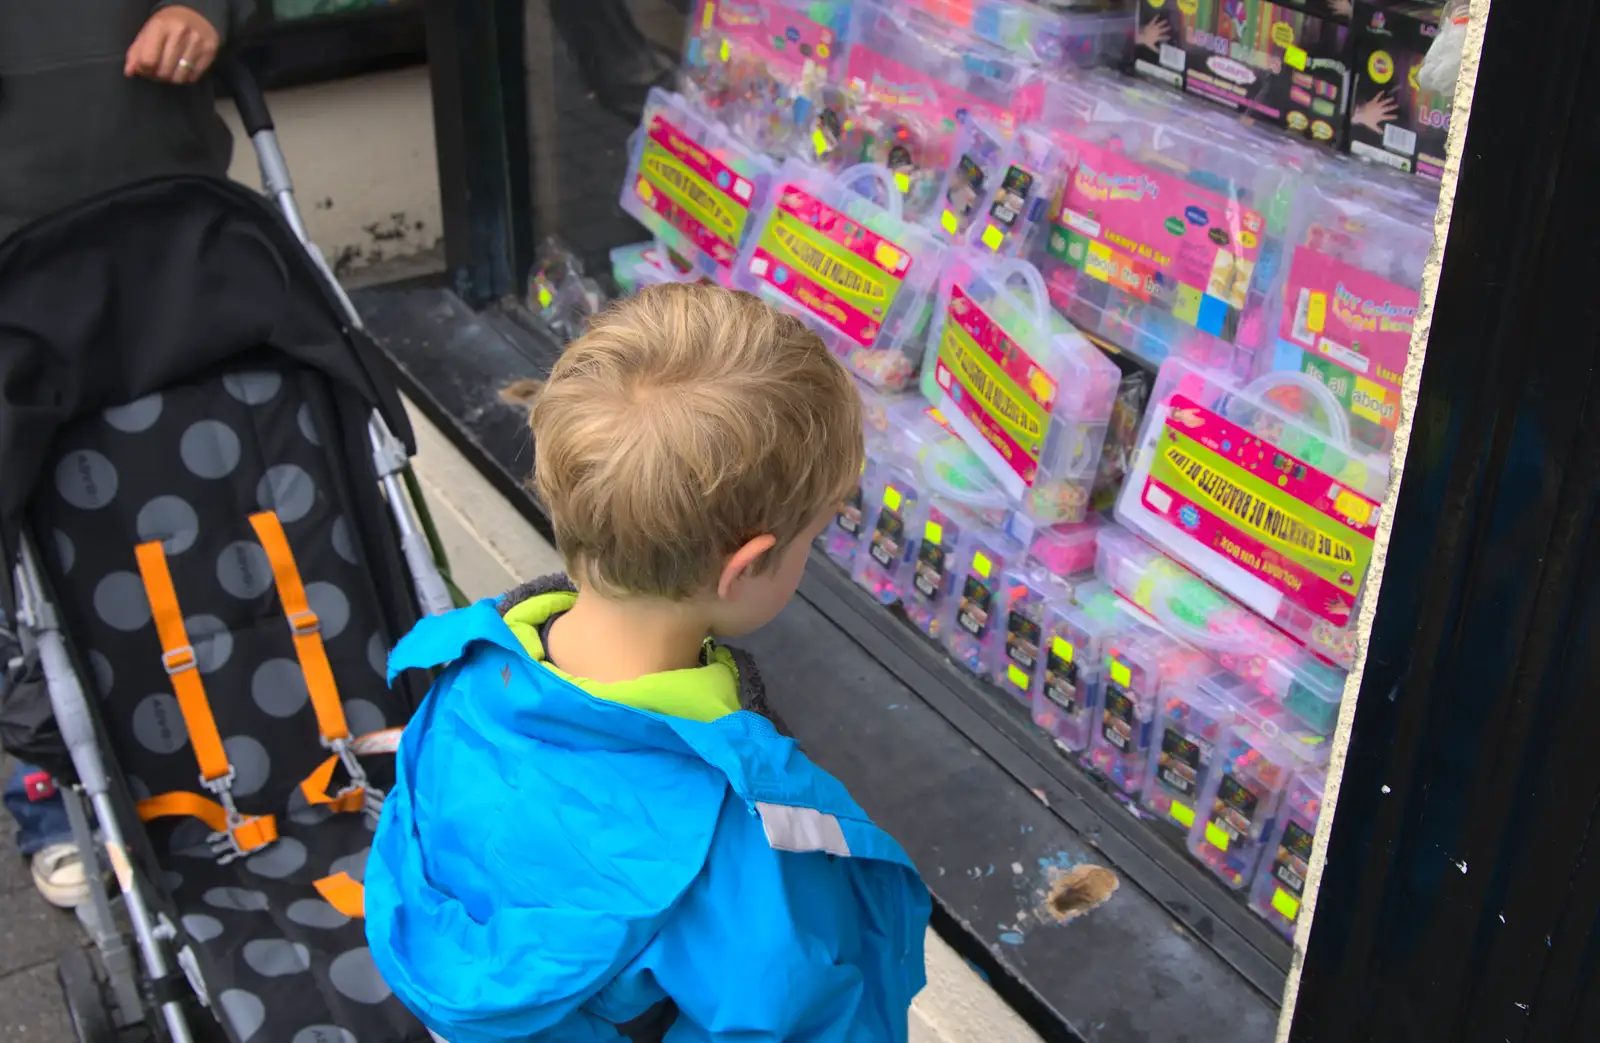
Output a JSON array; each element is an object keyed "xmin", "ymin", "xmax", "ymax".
[
  {"xmin": 1328, "ymin": 0, "xmax": 1353, "ymax": 18},
  {"xmin": 1137, "ymin": 16, "xmax": 1173, "ymax": 52},
  {"xmin": 1352, "ymin": 91, "xmax": 1400, "ymax": 132}
]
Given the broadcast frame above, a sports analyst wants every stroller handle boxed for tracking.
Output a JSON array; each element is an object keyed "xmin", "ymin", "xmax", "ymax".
[{"xmin": 218, "ymin": 55, "xmax": 275, "ymax": 137}]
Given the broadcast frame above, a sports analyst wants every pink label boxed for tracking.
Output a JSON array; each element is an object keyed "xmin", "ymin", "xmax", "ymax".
[
  {"xmin": 634, "ymin": 114, "xmax": 757, "ymax": 268},
  {"xmin": 845, "ymin": 47, "xmax": 1042, "ymax": 140},
  {"xmin": 748, "ymin": 185, "xmax": 912, "ymax": 347},
  {"xmin": 695, "ymin": 0, "xmax": 840, "ymax": 80},
  {"xmin": 1278, "ymin": 246, "xmax": 1415, "ymax": 396},
  {"xmin": 1142, "ymin": 396, "xmax": 1378, "ymax": 627},
  {"xmin": 932, "ymin": 284, "xmax": 1054, "ymax": 486},
  {"xmin": 1055, "ymin": 140, "xmax": 1265, "ymax": 315}
]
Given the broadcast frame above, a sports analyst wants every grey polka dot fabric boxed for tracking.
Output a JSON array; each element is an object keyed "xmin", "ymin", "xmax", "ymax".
[{"xmin": 30, "ymin": 364, "xmax": 429, "ymax": 1043}]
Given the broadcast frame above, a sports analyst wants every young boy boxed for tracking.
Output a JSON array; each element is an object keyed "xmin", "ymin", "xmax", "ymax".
[{"xmin": 365, "ymin": 284, "xmax": 931, "ymax": 1043}]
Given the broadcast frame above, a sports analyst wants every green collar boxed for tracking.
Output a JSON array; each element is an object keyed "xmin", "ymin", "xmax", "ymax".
[{"xmin": 501, "ymin": 591, "xmax": 741, "ymax": 723}]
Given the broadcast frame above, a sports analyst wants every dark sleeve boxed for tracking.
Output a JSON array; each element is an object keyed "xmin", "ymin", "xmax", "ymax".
[{"xmin": 153, "ymin": 0, "xmax": 259, "ymax": 44}]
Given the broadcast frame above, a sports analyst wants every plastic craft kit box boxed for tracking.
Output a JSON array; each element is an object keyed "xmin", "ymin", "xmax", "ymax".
[{"xmin": 1134, "ymin": 0, "xmax": 1353, "ymax": 148}]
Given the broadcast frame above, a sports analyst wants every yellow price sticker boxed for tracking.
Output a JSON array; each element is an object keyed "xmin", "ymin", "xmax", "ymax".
[
  {"xmin": 1051, "ymin": 636, "xmax": 1075, "ymax": 663},
  {"xmin": 924, "ymin": 520, "xmax": 943, "ymax": 544},
  {"xmin": 812, "ymin": 129, "xmax": 829, "ymax": 156},
  {"xmin": 1284, "ymin": 45, "xmax": 1307, "ymax": 71},
  {"xmin": 719, "ymin": 39, "xmax": 731, "ymax": 62},
  {"xmin": 702, "ymin": 2, "xmax": 715, "ymax": 30},
  {"xmin": 1170, "ymin": 801, "xmax": 1195, "ymax": 828},
  {"xmin": 940, "ymin": 210, "xmax": 959, "ymax": 235},
  {"xmin": 537, "ymin": 286, "xmax": 553, "ymax": 308},
  {"xmin": 1272, "ymin": 888, "xmax": 1301, "ymax": 921},
  {"xmin": 1205, "ymin": 821, "xmax": 1232, "ymax": 852},
  {"xmin": 1307, "ymin": 291, "xmax": 1327, "ymax": 333},
  {"xmin": 1109, "ymin": 659, "xmax": 1131, "ymax": 688},
  {"xmin": 972, "ymin": 551, "xmax": 992, "ymax": 579},
  {"xmin": 883, "ymin": 486, "xmax": 902, "ymax": 511},
  {"xmin": 1007, "ymin": 664, "xmax": 1030, "ymax": 690},
  {"xmin": 894, "ymin": 171, "xmax": 911, "ymax": 194},
  {"xmin": 981, "ymin": 224, "xmax": 1005, "ymax": 251}
]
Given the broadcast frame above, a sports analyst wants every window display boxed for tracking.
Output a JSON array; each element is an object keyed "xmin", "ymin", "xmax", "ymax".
[{"xmin": 596, "ymin": 0, "xmax": 1447, "ymax": 1000}]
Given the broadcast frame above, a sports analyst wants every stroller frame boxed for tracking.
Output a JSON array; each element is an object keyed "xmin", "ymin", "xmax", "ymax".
[{"xmin": 9, "ymin": 60, "xmax": 454, "ymax": 1043}]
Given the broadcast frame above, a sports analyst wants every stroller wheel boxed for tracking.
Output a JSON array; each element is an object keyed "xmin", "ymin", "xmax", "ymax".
[{"xmin": 56, "ymin": 948, "xmax": 119, "ymax": 1043}]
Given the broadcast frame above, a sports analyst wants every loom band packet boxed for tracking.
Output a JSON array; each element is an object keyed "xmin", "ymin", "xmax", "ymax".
[
  {"xmin": 1247, "ymin": 767, "xmax": 1326, "ymax": 939},
  {"xmin": 1185, "ymin": 682, "xmax": 1331, "ymax": 892},
  {"xmin": 1093, "ymin": 524, "xmax": 1347, "ymax": 736},
  {"xmin": 680, "ymin": 0, "xmax": 851, "ymax": 140},
  {"xmin": 1116, "ymin": 358, "xmax": 1386, "ymax": 669},
  {"xmin": 1271, "ymin": 159, "xmax": 1434, "ymax": 458},
  {"xmin": 850, "ymin": 396, "xmax": 955, "ymax": 603},
  {"xmin": 990, "ymin": 564, "xmax": 1080, "ymax": 707},
  {"xmin": 620, "ymin": 88, "xmax": 779, "ymax": 278},
  {"xmin": 735, "ymin": 160, "xmax": 949, "ymax": 392},
  {"xmin": 926, "ymin": 253, "xmax": 1121, "ymax": 527},
  {"xmin": 1031, "ymin": 580, "xmax": 1124, "ymax": 754},
  {"xmin": 841, "ymin": 0, "xmax": 1045, "ymax": 182},
  {"xmin": 1086, "ymin": 615, "xmax": 1206, "ymax": 797},
  {"xmin": 940, "ymin": 527, "xmax": 1025, "ymax": 678},
  {"xmin": 1139, "ymin": 672, "xmax": 1236, "ymax": 833}
]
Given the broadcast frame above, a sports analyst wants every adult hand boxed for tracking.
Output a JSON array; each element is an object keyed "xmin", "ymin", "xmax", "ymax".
[{"xmin": 125, "ymin": 6, "xmax": 220, "ymax": 85}]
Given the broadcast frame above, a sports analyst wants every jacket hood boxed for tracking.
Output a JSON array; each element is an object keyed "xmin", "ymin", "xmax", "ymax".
[{"xmin": 365, "ymin": 597, "xmax": 905, "ymax": 1042}]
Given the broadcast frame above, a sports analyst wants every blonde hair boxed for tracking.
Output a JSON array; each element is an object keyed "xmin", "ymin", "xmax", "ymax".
[{"xmin": 530, "ymin": 283, "xmax": 864, "ymax": 600}]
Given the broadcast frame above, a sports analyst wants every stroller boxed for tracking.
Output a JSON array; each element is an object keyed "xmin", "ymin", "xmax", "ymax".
[{"xmin": 0, "ymin": 62, "xmax": 456, "ymax": 1043}]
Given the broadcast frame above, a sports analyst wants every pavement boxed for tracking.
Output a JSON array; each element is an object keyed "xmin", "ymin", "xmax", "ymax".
[{"xmin": 0, "ymin": 753, "xmax": 82, "ymax": 1043}]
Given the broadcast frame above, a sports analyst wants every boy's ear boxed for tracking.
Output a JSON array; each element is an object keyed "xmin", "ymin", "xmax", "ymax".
[{"xmin": 718, "ymin": 534, "xmax": 778, "ymax": 599}]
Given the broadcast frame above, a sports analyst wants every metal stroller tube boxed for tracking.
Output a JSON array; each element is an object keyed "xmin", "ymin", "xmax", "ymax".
[
  {"xmin": 15, "ymin": 540, "xmax": 196, "ymax": 1043},
  {"xmin": 221, "ymin": 54, "xmax": 455, "ymax": 619}
]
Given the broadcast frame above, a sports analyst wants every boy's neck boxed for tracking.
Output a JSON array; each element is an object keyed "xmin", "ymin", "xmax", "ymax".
[{"xmin": 544, "ymin": 588, "xmax": 710, "ymax": 683}]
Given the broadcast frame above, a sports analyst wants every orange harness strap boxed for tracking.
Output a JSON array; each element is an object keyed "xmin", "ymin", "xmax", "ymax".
[
  {"xmin": 136, "ymin": 792, "xmax": 279, "ymax": 852},
  {"xmin": 313, "ymin": 872, "xmax": 366, "ymax": 918},
  {"xmin": 133, "ymin": 540, "xmax": 277, "ymax": 860},
  {"xmin": 248, "ymin": 511, "xmax": 351, "ymax": 746},
  {"xmin": 134, "ymin": 542, "xmax": 230, "ymax": 782}
]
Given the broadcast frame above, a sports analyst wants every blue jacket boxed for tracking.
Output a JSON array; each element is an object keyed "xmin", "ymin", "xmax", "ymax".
[{"xmin": 365, "ymin": 598, "xmax": 931, "ymax": 1043}]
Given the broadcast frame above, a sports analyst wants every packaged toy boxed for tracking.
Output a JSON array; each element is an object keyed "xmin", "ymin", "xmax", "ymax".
[
  {"xmin": 609, "ymin": 241, "xmax": 710, "ymax": 296},
  {"xmin": 851, "ymin": 397, "xmax": 950, "ymax": 601},
  {"xmin": 815, "ymin": 0, "xmax": 1044, "ymax": 222},
  {"xmin": 941, "ymin": 528, "xmax": 1024, "ymax": 678},
  {"xmin": 1350, "ymin": 1, "xmax": 1453, "ymax": 181},
  {"xmin": 1089, "ymin": 368, "xmax": 1152, "ymax": 513},
  {"xmin": 735, "ymin": 160, "xmax": 947, "ymax": 390},
  {"xmin": 990, "ymin": 530, "xmax": 1103, "ymax": 705},
  {"xmin": 620, "ymin": 89, "xmax": 779, "ymax": 277},
  {"xmin": 1140, "ymin": 672, "xmax": 1235, "ymax": 831},
  {"xmin": 1135, "ymin": 0, "xmax": 1352, "ymax": 148},
  {"xmin": 903, "ymin": 501, "xmax": 1009, "ymax": 639},
  {"xmin": 1271, "ymin": 159, "xmax": 1434, "ymax": 456},
  {"xmin": 1187, "ymin": 676, "xmax": 1331, "ymax": 889},
  {"xmin": 1086, "ymin": 616, "xmax": 1208, "ymax": 796},
  {"xmin": 1249, "ymin": 768, "xmax": 1325, "ymax": 938},
  {"xmin": 909, "ymin": 0, "xmax": 1133, "ymax": 68},
  {"xmin": 1033, "ymin": 84, "xmax": 1306, "ymax": 375},
  {"xmin": 926, "ymin": 254, "xmax": 1121, "ymax": 526},
  {"xmin": 1032, "ymin": 582, "xmax": 1125, "ymax": 753},
  {"xmin": 681, "ymin": 0, "xmax": 852, "ymax": 157},
  {"xmin": 933, "ymin": 120, "xmax": 1065, "ymax": 260},
  {"xmin": 1116, "ymin": 359, "xmax": 1389, "ymax": 668},
  {"xmin": 1096, "ymin": 524, "xmax": 1347, "ymax": 733},
  {"xmin": 820, "ymin": 381, "xmax": 906, "ymax": 568}
]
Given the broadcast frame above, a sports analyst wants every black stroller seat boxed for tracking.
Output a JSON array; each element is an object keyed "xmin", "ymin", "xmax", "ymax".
[{"xmin": 0, "ymin": 68, "xmax": 454, "ymax": 1043}]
